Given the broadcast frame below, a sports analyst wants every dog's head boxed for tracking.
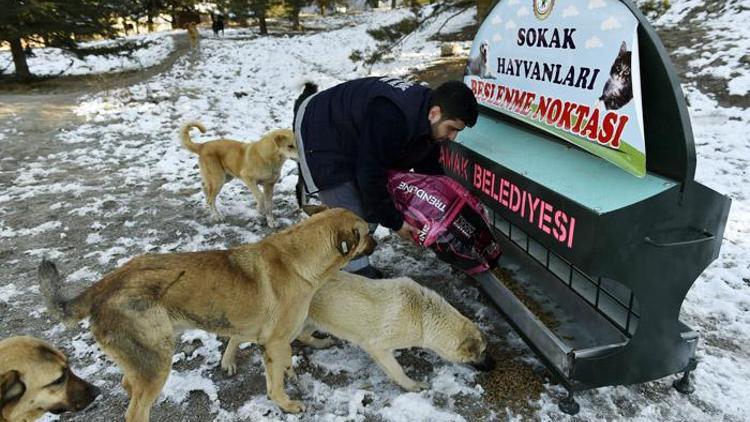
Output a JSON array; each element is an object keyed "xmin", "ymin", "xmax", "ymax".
[
  {"xmin": 267, "ymin": 129, "xmax": 298, "ymax": 161},
  {"xmin": 0, "ymin": 336, "xmax": 100, "ymax": 422},
  {"xmin": 433, "ymin": 316, "xmax": 494, "ymax": 372},
  {"xmin": 302, "ymin": 205, "xmax": 377, "ymax": 260},
  {"xmin": 459, "ymin": 327, "xmax": 494, "ymax": 372},
  {"xmin": 479, "ymin": 41, "xmax": 489, "ymax": 61}
]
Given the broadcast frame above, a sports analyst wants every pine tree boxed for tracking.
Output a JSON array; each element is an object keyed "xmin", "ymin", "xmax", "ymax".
[
  {"xmin": 286, "ymin": 0, "xmax": 305, "ymax": 31},
  {"xmin": 251, "ymin": 0, "xmax": 269, "ymax": 35},
  {"xmin": 227, "ymin": 0, "xmax": 275, "ymax": 35},
  {"xmin": 0, "ymin": 0, "xmax": 122, "ymax": 80}
]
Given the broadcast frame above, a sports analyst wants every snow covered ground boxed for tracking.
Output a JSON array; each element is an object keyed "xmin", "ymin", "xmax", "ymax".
[
  {"xmin": 0, "ymin": 2, "xmax": 748, "ymax": 421},
  {"xmin": 656, "ymin": 0, "xmax": 750, "ymax": 99}
]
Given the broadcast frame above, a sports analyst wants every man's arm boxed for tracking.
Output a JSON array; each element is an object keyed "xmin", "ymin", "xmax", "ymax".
[
  {"xmin": 413, "ymin": 144, "xmax": 445, "ymax": 175},
  {"xmin": 356, "ymin": 98, "xmax": 408, "ymax": 231}
]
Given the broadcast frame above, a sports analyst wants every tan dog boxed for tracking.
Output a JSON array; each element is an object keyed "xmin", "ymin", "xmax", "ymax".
[
  {"xmin": 180, "ymin": 123, "xmax": 298, "ymax": 227},
  {"xmin": 0, "ymin": 336, "xmax": 99, "ymax": 422},
  {"xmin": 186, "ymin": 23, "xmax": 199, "ymax": 48},
  {"xmin": 38, "ymin": 208, "xmax": 376, "ymax": 421},
  {"xmin": 222, "ymin": 271, "xmax": 494, "ymax": 392}
]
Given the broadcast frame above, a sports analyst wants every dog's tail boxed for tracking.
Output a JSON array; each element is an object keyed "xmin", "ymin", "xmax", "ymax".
[
  {"xmin": 38, "ymin": 260, "xmax": 94, "ymax": 326},
  {"xmin": 180, "ymin": 122, "xmax": 207, "ymax": 155},
  {"xmin": 293, "ymin": 82, "xmax": 318, "ymax": 117},
  {"xmin": 301, "ymin": 81, "xmax": 318, "ymax": 95}
]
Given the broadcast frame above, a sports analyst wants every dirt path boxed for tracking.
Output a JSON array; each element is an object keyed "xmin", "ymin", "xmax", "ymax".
[
  {"xmin": 0, "ymin": 32, "xmax": 238, "ymax": 421},
  {"xmin": 0, "ymin": 33, "xmax": 194, "ymax": 209},
  {"xmin": 0, "ymin": 33, "xmax": 193, "ymax": 156}
]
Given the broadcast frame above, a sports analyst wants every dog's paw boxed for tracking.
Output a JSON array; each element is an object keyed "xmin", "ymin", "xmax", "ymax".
[
  {"xmin": 308, "ymin": 338, "xmax": 335, "ymax": 349},
  {"xmin": 266, "ymin": 216, "xmax": 278, "ymax": 229},
  {"xmin": 403, "ymin": 380, "xmax": 430, "ymax": 392},
  {"xmin": 279, "ymin": 400, "xmax": 305, "ymax": 413},
  {"xmin": 221, "ymin": 359, "xmax": 237, "ymax": 376}
]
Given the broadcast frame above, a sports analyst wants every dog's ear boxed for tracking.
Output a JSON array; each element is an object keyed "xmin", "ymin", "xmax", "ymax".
[
  {"xmin": 273, "ymin": 133, "xmax": 290, "ymax": 147},
  {"xmin": 336, "ymin": 228, "xmax": 361, "ymax": 256},
  {"xmin": 302, "ymin": 204, "xmax": 329, "ymax": 216},
  {"xmin": 0, "ymin": 370, "xmax": 25, "ymax": 409}
]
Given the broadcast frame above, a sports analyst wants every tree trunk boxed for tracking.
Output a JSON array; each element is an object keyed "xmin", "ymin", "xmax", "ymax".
[
  {"xmin": 391, "ymin": 0, "xmax": 397, "ymax": 9},
  {"xmin": 258, "ymin": 13, "xmax": 268, "ymax": 35},
  {"xmin": 170, "ymin": 4, "xmax": 178, "ymax": 30},
  {"xmin": 9, "ymin": 38, "xmax": 32, "ymax": 80},
  {"xmin": 292, "ymin": 7, "xmax": 301, "ymax": 30}
]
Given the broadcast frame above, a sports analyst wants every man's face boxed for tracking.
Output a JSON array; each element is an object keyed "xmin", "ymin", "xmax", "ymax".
[{"xmin": 428, "ymin": 106, "xmax": 466, "ymax": 142}]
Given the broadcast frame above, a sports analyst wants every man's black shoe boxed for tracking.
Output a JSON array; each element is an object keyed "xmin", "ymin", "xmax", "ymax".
[{"xmin": 352, "ymin": 265, "xmax": 384, "ymax": 279}]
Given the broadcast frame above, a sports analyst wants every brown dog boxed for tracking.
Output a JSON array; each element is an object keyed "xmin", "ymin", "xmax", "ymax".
[
  {"xmin": 180, "ymin": 123, "xmax": 298, "ymax": 227},
  {"xmin": 0, "ymin": 336, "xmax": 99, "ymax": 422},
  {"xmin": 186, "ymin": 23, "xmax": 199, "ymax": 48},
  {"xmin": 38, "ymin": 208, "xmax": 375, "ymax": 421}
]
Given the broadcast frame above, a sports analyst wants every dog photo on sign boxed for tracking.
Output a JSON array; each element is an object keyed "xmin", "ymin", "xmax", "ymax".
[
  {"xmin": 465, "ymin": 40, "xmax": 493, "ymax": 79},
  {"xmin": 598, "ymin": 41, "xmax": 633, "ymax": 110}
]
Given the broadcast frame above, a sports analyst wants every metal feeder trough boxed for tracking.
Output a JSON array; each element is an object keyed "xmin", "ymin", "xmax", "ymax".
[{"xmin": 445, "ymin": 0, "xmax": 732, "ymax": 413}]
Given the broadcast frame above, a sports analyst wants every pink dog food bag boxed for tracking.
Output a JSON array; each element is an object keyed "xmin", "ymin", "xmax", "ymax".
[{"xmin": 387, "ymin": 171, "xmax": 502, "ymax": 274}]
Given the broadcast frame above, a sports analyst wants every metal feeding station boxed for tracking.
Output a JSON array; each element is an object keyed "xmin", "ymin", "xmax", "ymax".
[{"xmin": 443, "ymin": 0, "xmax": 731, "ymax": 414}]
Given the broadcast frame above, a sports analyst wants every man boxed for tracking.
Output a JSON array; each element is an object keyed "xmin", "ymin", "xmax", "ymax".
[{"xmin": 293, "ymin": 76, "xmax": 478, "ymax": 278}]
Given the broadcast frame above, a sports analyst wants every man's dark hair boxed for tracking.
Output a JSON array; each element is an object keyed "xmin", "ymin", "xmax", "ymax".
[{"xmin": 430, "ymin": 81, "xmax": 479, "ymax": 127}]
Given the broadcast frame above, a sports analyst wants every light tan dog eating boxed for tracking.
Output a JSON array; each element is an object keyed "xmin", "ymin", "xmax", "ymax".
[
  {"xmin": 222, "ymin": 271, "xmax": 494, "ymax": 392},
  {"xmin": 0, "ymin": 336, "xmax": 99, "ymax": 422},
  {"xmin": 38, "ymin": 208, "xmax": 375, "ymax": 421},
  {"xmin": 180, "ymin": 122, "xmax": 298, "ymax": 227}
]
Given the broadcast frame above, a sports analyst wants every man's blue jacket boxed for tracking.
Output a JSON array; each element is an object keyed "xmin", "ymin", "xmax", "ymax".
[{"xmin": 299, "ymin": 76, "xmax": 444, "ymax": 231}]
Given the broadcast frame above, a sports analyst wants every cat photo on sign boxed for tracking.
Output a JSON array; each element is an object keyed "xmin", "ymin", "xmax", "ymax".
[
  {"xmin": 598, "ymin": 41, "xmax": 633, "ymax": 110},
  {"xmin": 465, "ymin": 40, "xmax": 494, "ymax": 79}
]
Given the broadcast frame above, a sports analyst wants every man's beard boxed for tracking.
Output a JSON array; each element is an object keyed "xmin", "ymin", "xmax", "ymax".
[{"xmin": 430, "ymin": 122, "xmax": 448, "ymax": 142}]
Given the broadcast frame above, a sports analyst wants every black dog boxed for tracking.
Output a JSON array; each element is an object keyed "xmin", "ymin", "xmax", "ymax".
[
  {"xmin": 599, "ymin": 41, "xmax": 633, "ymax": 110},
  {"xmin": 24, "ymin": 43, "xmax": 35, "ymax": 58},
  {"xmin": 212, "ymin": 14, "xmax": 225, "ymax": 37},
  {"xmin": 293, "ymin": 82, "xmax": 319, "ymax": 208}
]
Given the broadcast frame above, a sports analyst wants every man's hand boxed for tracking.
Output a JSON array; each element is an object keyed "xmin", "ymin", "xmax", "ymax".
[{"xmin": 396, "ymin": 222, "xmax": 419, "ymax": 243}]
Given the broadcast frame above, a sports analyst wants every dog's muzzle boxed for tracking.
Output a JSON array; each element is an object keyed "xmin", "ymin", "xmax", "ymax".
[
  {"xmin": 472, "ymin": 353, "xmax": 496, "ymax": 372},
  {"xmin": 360, "ymin": 234, "xmax": 377, "ymax": 257},
  {"xmin": 58, "ymin": 375, "xmax": 101, "ymax": 414}
]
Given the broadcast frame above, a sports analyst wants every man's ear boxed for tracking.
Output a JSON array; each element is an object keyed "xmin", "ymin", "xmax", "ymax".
[
  {"xmin": 302, "ymin": 204, "xmax": 329, "ymax": 216},
  {"xmin": 0, "ymin": 370, "xmax": 25, "ymax": 409},
  {"xmin": 336, "ymin": 228, "xmax": 361, "ymax": 256},
  {"xmin": 428, "ymin": 105, "xmax": 442, "ymax": 124}
]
